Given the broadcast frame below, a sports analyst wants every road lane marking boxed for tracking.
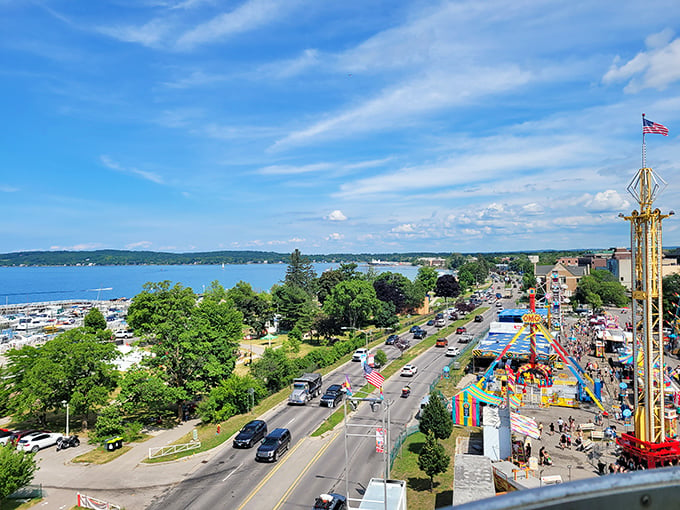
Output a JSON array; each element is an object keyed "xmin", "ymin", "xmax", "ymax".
[
  {"xmin": 235, "ymin": 437, "xmax": 307, "ymax": 510},
  {"xmin": 272, "ymin": 431, "xmax": 340, "ymax": 510},
  {"xmin": 287, "ymin": 417, "xmax": 296, "ymax": 425},
  {"xmin": 222, "ymin": 461, "xmax": 243, "ymax": 482}
]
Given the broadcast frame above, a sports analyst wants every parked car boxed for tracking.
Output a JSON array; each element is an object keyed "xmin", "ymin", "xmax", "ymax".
[
  {"xmin": 16, "ymin": 432, "xmax": 62, "ymax": 453},
  {"xmin": 413, "ymin": 329, "xmax": 427, "ymax": 340},
  {"xmin": 320, "ymin": 384, "xmax": 345, "ymax": 408},
  {"xmin": 0, "ymin": 429, "xmax": 14, "ymax": 445},
  {"xmin": 233, "ymin": 420, "xmax": 268, "ymax": 448},
  {"xmin": 456, "ymin": 326, "xmax": 467, "ymax": 334},
  {"xmin": 435, "ymin": 337, "xmax": 448, "ymax": 347},
  {"xmin": 446, "ymin": 346, "xmax": 461, "ymax": 357},
  {"xmin": 313, "ymin": 493, "xmax": 347, "ymax": 510},
  {"xmin": 255, "ymin": 428, "xmax": 291, "ymax": 462},
  {"xmin": 385, "ymin": 334, "xmax": 399, "ymax": 345},
  {"xmin": 7, "ymin": 430, "xmax": 40, "ymax": 446},
  {"xmin": 352, "ymin": 348, "xmax": 369, "ymax": 361},
  {"xmin": 474, "ymin": 315, "xmax": 484, "ymax": 323},
  {"xmin": 401, "ymin": 364, "xmax": 418, "ymax": 377}
]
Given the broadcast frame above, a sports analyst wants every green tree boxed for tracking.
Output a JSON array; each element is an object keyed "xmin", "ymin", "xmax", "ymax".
[
  {"xmin": 663, "ymin": 274, "xmax": 680, "ymax": 326},
  {"xmin": 373, "ymin": 300, "xmax": 400, "ymax": 331},
  {"xmin": 419, "ymin": 392, "xmax": 453, "ymax": 440},
  {"xmin": 575, "ymin": 269, "xmax": 627, "ymax": 308},
  {"xmin": 83, "ymin": 308, "xmax": 107, "ymax": 332},
  {"xmin": 373, "ymin": 272, "xmax": 424, "ymax": 314},
  {"xmin": 374, "ymin": 349, "xmax": 388, "ymax": 368},
  {"xmin": 197, "ymin": 374, "xmax": 267, "ymax": 423},
  {"xmin": 447, "ymin": 253, "xmax": 467, "ymax": 270},
  {"xmin": 457, "ymin": 269, "xmax": 475, "ymax": 290},
  {"xmin": 285, "ymin": 325, "xmax": 303, "ymax": 353},
  {"xmin": 284, "ymin": 249, "xmax": 317, "ymax": 296},
  {"xmin": 128, "ymin": 281, "xmax": 242, "ymax": 418},
  {"xmin": 0, "ymin": 445, "xmax": 38, "ymax": 504},
  {"xmin": 227, "ymin": 281, "xmax": 272, "ymax": 336},
  {"xmin": 418, "ymin": 431, "xmax": 450, "ymax": 491},
  {"xmin": 459, "ymin": 261, "xmax": 488, "ymax": 286},
  {"xmin": 4, "ymin": 328, "xmax": 119, "ymax": 427},
  {"xmin": 118, "ymin": 367, "xmax": 181, "ymax": 419},
  {"xmin": 323, "ymin": 280, "xmax": 381, "ymax": 330},
  {"xmin": 92, "ymin": 404, "xmax": 124, "ymax": 442},
  {"xmin": 251, "ymin": 348, "xmax": 298, "ymax": 393},
  {"xmin": 272, "ymin": 283, "xmax": 317, "ymax": 332},
  {"xmin": 416, "ymin": 266, "xmax": 439, "ymax": 293}
]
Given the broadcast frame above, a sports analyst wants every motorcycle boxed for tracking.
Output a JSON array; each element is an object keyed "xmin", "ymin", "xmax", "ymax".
[
  {"xmin": 401, "ymin": 385, "xmax": 411, "ymax": 398},
  {"xmin": 56, "ymin": 434, "xmax": 80, "ymax": 451}
]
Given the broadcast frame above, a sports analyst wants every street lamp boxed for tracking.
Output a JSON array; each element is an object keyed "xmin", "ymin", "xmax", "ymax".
[{"xmin": 62, "ymin": 400, "xmax": 70, "ymax": 436}]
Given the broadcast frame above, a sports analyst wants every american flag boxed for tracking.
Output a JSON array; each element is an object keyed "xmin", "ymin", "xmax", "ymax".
[
  {"xmin": 363, "ymin": 363, "xmax": 385, "ymax": 388},
  {"xmin": 643, "ymin": 117, "xmax": 669, "ymax": 136}
]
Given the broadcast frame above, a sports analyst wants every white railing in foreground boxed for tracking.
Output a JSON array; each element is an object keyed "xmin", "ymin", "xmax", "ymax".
[{"xmin": 148, "ymin": 440, "xmax": 201, "ymax": 459}]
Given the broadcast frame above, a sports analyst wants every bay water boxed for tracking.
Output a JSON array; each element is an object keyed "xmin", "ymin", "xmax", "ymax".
[{"xmin": 0, "ymin": 263, "xmax": 421, "ymax": 305}]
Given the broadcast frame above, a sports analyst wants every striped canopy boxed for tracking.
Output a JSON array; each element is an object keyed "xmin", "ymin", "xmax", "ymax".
[{"xmin": 510, "ymin": 412, "xmax": 540, "ymax": 439}]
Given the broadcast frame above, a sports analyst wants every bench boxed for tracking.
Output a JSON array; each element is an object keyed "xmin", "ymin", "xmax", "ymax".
[
  {"xmin": 541, "ymin": 475, "xmax": 563, "ymax": 485},
  {"xmin": 580, "ymin": 422, "xmax": 596, "ymax": 432},
  {"xmin": 591, "ymin": 430, "xmax": 605, "ymax": 440},
  {"xmin": 577, "ymin": 439, "xmax": 594, "ymax": 452}
]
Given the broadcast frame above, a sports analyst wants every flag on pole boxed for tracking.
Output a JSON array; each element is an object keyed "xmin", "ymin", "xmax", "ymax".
[
  {"xmin": 343, "ymin": 374, "xmax": 353, "ymax": 396},
  {"xmin": 363, "ymin": 362, "xmax": 385, "ymax": 388},
  {"xmin": 643, "ymin": 117, "xmax": 669, "ymax": 136}
]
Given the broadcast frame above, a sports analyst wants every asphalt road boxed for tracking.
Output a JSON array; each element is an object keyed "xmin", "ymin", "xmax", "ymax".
[{"xmin": 144, "ymin": 307, "xmax": 468, "ymax": 510}]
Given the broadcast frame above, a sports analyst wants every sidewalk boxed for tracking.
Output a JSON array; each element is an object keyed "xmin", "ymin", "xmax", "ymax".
[{"xmin": 34, "ymin": 418, "xmax": 214, "ymax": 510}]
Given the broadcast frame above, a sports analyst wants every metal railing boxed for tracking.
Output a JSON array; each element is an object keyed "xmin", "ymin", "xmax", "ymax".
[{"xmin": 148, "ymin": 440, "xmax": 201, "ymax": 459}]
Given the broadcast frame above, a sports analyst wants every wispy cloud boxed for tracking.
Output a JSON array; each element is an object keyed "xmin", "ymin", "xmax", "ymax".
[
  {"xmin": 0, "ymin": 185, "xmax": 19, "ymax": 193},
  {"xmin": 50, "ymin": 243, "xmax": 105, "ymax": 251},
  {"xmin": 100, "ymin": 155, "xmax": 165, "ymax": 184},
  {"xmin": 258, "ymin": 163, "xmax": 332, "ymax": 175},
  {"xmin": 97, "ymin": 18, "xmax": 174, "ymax": 48},
  {"xmin": 603, "ymin": 29, "xmax": 680, "ymax": 92},
  {"xmin": 175, "ymin": 0, "xmax": 298, "ymax": 50},
  {"xmin": 126, "ymin": 241, "xmax": 153, "ymax": 249}
]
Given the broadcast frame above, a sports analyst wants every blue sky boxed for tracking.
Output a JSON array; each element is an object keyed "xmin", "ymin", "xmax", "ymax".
[{"xmin": 2, "ymin": 0, "xmax": 680, "ymax": 255}]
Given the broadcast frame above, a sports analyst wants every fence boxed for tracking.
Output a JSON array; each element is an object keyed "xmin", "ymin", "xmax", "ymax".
[
  {"xmin": 148, "ymin": 440, "xmax": 201, "ymax": 459},
  {"xmin": 390, "ymin": 328, "xmax": 487, "ymax": 468},
  {"xmin": 76, "ymin": 493, "xmax": 121, "ymax": 510}
]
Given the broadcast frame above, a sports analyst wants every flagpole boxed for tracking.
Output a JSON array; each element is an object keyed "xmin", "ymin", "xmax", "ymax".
[{"xmin": 642, "ymin": 113, "xmax": 647, "ymax": 168}]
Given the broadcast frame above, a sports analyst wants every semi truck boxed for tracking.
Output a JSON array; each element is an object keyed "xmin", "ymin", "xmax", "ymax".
[{"xmin": 288, "ymin": 373, "xmax": 322, "ymax": 405}]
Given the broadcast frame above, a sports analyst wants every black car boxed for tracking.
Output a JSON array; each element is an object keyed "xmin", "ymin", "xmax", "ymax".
[
  {"xmin": 385, "ymin": 334, "xmax": 399, "ymax": 345},
  {"xmin": 409, "ymin": 325, "xmax": 421, "ymax": 333},
  {"xmin": 320, "ymin": 384, "xmax": 345, "ymax": 408},
  {"xmin": 413, "ymin": 329, "xmax": 427, "ymax": 339},
  {"xmin": 313, "ymin": 493, "xmax": 347, "ymax": 510},
  {"xmin": 474, "ymin": 315, "xmax": 484, "ymax": 323},
  {"xmin": 233, "ymin": 420, "xmax": 267, "ymax": 448},
  {"xmin": 256, "ymin": 428, "xmax": 291, "ymax": 462}
]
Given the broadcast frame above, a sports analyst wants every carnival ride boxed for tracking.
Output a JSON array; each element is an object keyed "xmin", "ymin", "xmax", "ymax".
[
  {"xmin": 617, "ymin": 126, "xmax": 680, "ymax": 467},
  {"xmin": 476, "ymin": 288, "xmax": 608, "ymax": 414}
]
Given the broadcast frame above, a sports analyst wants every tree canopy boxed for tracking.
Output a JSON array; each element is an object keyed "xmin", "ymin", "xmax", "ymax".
[
  {"xmin": 416, "ymin": 266, "xmax": 439, "ymax": 293},
  {"xmin": 83, "ymin": 308, "xmax": 107, "ymax": 332},
  {"xmin": 574, "ymin": 269, "xmax": 628, "ymax": 309},
  {"xmin": 0, "ymin": 445, "xmax": 38, "ymax": 503},
  {"xmin": 284, "ymin": 249, "xmax": 317, "ymax": 296},
  {"xmin": 435, "ymin": 274, "xmax": 460, "ymax": 301},
  {"xmin": 418, "ymin": 431, "xmax": 450, "ymax": 491},
  {"xmin": 323, "ymin": 279, "xmax": 381, "ymax": 330},
  {"xmin": 419, "ymin": 392, "xmax": 453, "ymax": 440}
]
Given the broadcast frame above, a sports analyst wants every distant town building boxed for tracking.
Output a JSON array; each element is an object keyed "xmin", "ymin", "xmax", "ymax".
[
  {"xmin": 607, "ymin": 247, "xmax": 632, "ymax": 290},
  {"xmin": 534, "ymin": 262, "xmax": 589, "ymax": 297},
  {"xmin": 556, "ymin": 257, "xmax": 579, "ymax": 266},
  {"xmin": 419, "ymin": 257, "xmax": 447, "ymax": 268}
]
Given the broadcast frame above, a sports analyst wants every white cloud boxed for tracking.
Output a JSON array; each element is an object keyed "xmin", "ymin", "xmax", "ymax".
[
  {"xmin": 582, "ymin": 190, "xmax": 630, "ymax": 212},
  {"xmin": 392, "ymin": 223, "xmax": 416, "ymax": 233},
  {"xmin": 523, "ymin": 203, "xmax": 544, "ymax": 215},
  {"xmin": 100, "ymin": 155, "xmax": 164, "ymax": 184},
  {"xmin": 50, "ymin": 243, "xmax": 104, "ymax": 251},
  {"xmin": 97, "ymin": 18, "xmax": 173, "ymax": 48},
  {"xmin": 603, "ymin": 29, "xmax": 680, "ymax": 92},
  {"xmin": 258, "ymin": 163, "xmax": 332, "ymax": 175},
  {"xmin": 326, "ymin": 210, "xmax": 347, "ymax": 221},
  {"xmin": 126, "ymin": 241, "xmax": 153, "ymax": 249},
  {"xmin": 327, "ymin": 233, "xmax": 344, "ymax": 240},
  {"xmin": 176, "ymin": 0, "xmax": 297, "ymax": 50},
  {"xmin": 0, "ymin": 185, "xmax": 19, "ymax": 192}
]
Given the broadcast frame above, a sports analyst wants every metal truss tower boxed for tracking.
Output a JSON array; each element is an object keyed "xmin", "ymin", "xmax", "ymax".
[{"xmin": 623, "ymin": 166, "xmax": 671, "ymax": 444}]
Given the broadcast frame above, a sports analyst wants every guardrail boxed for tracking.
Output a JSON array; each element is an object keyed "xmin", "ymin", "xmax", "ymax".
[{"xmin": 149, "ymin": 440, "xmax": 201, "ymax": 459}]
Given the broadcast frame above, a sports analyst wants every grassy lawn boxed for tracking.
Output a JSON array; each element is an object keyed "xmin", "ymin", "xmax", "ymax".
[
  {"xmin": 1, "ymin": 499, "xmax": 43, "ymax": 510},
  {"xmin": 72, "ymin": 445, "xmax": 133, "ymax": 464}
]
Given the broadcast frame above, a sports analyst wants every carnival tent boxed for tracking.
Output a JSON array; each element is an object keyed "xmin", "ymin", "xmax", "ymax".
[
  {"xmin": 453, "ymin": 385, "xmax": 504, "ymax": 427},
  {"xmin": 510, "ymin": 412, "xmax": 540, "ymax": 439}
]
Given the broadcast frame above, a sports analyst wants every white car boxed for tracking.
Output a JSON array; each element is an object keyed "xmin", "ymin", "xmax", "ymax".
[
  {"xmin": 16, "ymin": 432, "xmax": 63, "ymax": 453},
  {"xmin": 446, "ymin": 346, "xmax": 461, "ymax": 357},
  {"xmin": 115, "ymin": 330, "xmax": 133, "ymax": 339},
  {"xmin": 401, "ymin": 364, "xmax": 418, "ymax": 377},
  {"xmin": 352, "ymin": 348, "xmax": 369, "ymax": 362}
]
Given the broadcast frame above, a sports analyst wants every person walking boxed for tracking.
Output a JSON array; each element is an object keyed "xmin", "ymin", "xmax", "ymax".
[
  {"xmin": 538, "ymin": 422, "xmax": 544, "ymax": 439},
  {"xmin": 557, "ymin": 417, "xmax": 564, "ymax": 433},
  {"xmin": 549, "ymin": 422, "xmax": 555, "ymax": 435}
]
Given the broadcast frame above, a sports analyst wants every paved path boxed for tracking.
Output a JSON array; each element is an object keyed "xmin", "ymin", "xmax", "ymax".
[{"xmin": 33, "ymin": 418, "xmax": 217, "ymax": 510}]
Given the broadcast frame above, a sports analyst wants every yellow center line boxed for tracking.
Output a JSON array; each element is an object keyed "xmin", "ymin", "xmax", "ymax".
[
  {"xmin": 272, "ymin": 430, "xmax": 340, "ymax": 510},
  {"xmin": 235, "ymin": 437, "xmax": 308, "ymax": 510}
]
